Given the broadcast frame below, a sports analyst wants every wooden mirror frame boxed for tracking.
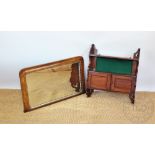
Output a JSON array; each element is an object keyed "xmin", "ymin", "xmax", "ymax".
[{"xmin": 19, "ymin": 56, "xmax": 85, "ymax": 112}]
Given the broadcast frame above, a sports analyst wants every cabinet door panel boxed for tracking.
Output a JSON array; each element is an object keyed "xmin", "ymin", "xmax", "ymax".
[
  {"xmin": 111, "ymin": 75, "xmax": 132, "ymax": 93},
  {"xmin": 88, "ymin": 72, "xmax": 111, "ymax": 90}
]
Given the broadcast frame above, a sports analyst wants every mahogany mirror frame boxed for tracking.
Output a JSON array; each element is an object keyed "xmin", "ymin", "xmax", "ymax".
[{"xmin": 19, "ymin": 56, "xmax": 85, "ymax": 112}]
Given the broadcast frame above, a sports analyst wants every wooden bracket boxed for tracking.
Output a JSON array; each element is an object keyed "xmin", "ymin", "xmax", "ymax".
[
  {"xmin": 88, "ymin": 44, "xmax": 98, "ymax": 71},
  {"xmin": 134, "ymin": 48, "xmax": 140, "ymax": 60}
]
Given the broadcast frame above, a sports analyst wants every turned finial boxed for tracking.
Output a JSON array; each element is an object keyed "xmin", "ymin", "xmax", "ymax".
[{"xmin": 90, "ymin": 44, "xmax": 97, "ymax": 55}]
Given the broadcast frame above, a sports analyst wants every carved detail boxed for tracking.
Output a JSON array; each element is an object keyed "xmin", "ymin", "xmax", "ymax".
[
  {"xmin": 90, "ymin": 44, "xmax": 97, "ymax": 55},
  {"xmin": 88, "ymin": 44, "xmax": 98, "ymax": 71},
  {"xmin": 134, "ymin": 48, "xmax": 140, "ymax": 59},
  {"xmin": 130, "ymin": 48, "xmax": 140, "ymax": 103},
  {"xmin": 70, "ymin": 63, "xmax": 80, "ymax": 92}
]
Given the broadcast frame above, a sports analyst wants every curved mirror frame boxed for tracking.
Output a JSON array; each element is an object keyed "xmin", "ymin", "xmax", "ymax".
[{"xmin": 19, "ymin": 56, "xmax": 85, "ymax": 112}]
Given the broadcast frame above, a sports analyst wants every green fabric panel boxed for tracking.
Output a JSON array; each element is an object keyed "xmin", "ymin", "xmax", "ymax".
[{"xmin": 96, "ymin": 57, "xmax": 132, "ymax": 75}]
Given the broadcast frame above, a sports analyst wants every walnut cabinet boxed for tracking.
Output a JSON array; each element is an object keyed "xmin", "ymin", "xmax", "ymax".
[{"xmin": 86, "ymin": 44, "xmax": 140, "ymax": 103}]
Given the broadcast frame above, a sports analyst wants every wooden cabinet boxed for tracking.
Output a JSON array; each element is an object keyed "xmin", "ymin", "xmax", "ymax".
[{"xmin": 86, "ymin": 44, "xmax": 140, "ymax": 103}]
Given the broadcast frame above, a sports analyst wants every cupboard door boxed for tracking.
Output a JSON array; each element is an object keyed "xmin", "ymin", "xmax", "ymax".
[
  {"xmin": 111, "ymin": 75, "xmax": 132, "ymax": 93},
  {"xmin": 87, "ymin": 72, "xmax": 111, "ymax": 90}
]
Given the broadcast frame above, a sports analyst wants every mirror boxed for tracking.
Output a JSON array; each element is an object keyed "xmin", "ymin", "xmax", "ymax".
[{"xmin": 19, "ymin": 56, "xmax": 85, "ymax": 112}]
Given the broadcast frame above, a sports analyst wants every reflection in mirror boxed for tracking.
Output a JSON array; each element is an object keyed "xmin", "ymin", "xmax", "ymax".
[
  {"xmin": 26, "ymin": 63, "xmax": 82, "ymax": 108},
  {"xmin": 19, "ymin": 56, "xmax": 85, "ymax": 112}
]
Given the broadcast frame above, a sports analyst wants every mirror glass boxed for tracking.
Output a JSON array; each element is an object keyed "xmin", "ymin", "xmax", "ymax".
[{"xmin": 25, "ymin": 62, "xmax": 83, "ymax": 108}]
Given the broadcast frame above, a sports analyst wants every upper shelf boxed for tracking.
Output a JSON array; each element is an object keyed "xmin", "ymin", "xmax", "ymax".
[{"xmin": 89, "ymin": 54, "xmax": 138, "ymax": 61}]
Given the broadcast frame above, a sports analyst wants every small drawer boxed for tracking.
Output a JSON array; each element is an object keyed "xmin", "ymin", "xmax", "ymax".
[
  {"xmin": 111, "ymin": 74, "xmax": 132, "ymax": 93},
  {"xmin": 87, "ymin": 72, "xmax": 111, "ymax": 90}
]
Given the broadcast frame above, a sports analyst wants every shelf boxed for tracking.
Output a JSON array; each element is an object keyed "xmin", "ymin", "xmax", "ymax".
[{"xmin": 90, "ymin": 54, "xmax": 138, "ymax": 61}]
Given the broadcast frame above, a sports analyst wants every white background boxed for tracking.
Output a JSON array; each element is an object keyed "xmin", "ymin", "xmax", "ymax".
[
  {"xmin": 0, "ymin": 0, "xmax": 155, "ymax": 155},
  {"xmin": 0, "ymin": 31, "xmax": 155, "ymax": 91}
]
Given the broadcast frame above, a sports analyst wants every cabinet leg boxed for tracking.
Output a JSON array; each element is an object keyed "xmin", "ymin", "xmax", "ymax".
[
  {"xmin": 86, "ymin": 88, "xmax": 94, "ymax": 97},
  {"xmin": 129, "ymin": 93, "xmax": 135, "ymax": 104}
]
